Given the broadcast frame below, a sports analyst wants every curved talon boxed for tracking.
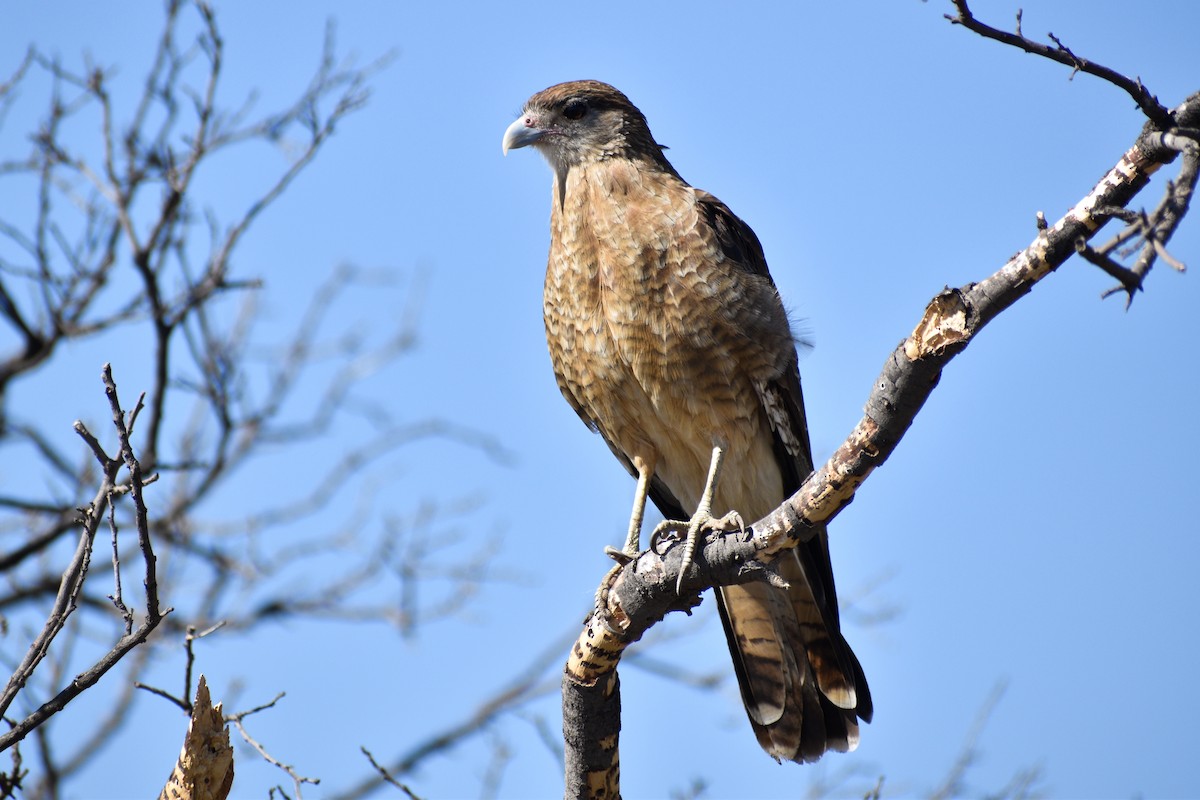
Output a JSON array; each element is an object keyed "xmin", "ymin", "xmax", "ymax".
[
  {"xmin": 649, "ymin": 518, "xmax": 685, "ymax": 553},
  {"xmin": 593, "ymin": 562, "xmax": 625, "ymax": 618},
  {"xmin": 603, "ymin": 545, "xmax": 636, "ymax": 565}
]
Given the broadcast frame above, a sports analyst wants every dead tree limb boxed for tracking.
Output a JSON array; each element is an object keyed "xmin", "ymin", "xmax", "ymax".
[{"xmin": 157, "ymin": 675, "xmax": 233, "ymax": 800}]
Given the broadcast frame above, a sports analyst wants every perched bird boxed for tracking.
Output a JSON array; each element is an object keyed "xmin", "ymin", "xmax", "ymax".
[{"xmin": 503, "ymin": 80, "xmax": 871, "ymax": 763}]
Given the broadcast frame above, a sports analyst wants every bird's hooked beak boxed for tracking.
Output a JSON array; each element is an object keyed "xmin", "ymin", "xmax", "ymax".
[{"xmin": 502, "ymin": 112, "xmax": 547, "ymax": 155}]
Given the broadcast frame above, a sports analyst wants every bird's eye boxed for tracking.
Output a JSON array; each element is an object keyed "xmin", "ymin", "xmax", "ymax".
[{"xmin": 563, "ymin": 99, "xmax": 587, "ymax": 120}]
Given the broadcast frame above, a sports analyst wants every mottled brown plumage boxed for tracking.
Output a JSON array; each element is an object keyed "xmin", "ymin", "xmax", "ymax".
[{"xmin": 504, "ymin": 80, "xmax": 871, "ymax": 762}]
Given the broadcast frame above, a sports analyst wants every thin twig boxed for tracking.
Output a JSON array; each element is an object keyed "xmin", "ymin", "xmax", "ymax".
[
  {"xmin": 106, "ymin": 500, "xmax": 131, "ymax": 634},
  {"xmin": 360, "ymin": 748, "xmax": 422, "ymax": 800},
  {"xmin": 229, "ymin": 695, "xmax": 319, "ymax": 800},
  {"xmin": 945, "ymin": 0, "xmax": 1171, "ymax": 126}
]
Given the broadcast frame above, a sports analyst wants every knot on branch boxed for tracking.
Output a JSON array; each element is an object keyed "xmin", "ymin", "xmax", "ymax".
[{"xmin": 905, "ymin": 289, "xmax": 972, "ymax": 360}]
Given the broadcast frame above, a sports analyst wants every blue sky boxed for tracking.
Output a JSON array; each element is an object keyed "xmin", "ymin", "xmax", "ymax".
[{"xmin": 3, "ymin": 1, "xmax": 1199, "ymax": 798}]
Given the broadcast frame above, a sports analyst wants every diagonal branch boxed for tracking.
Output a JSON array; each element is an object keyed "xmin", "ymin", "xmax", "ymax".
[{"xmin": 562, "ymin": 78, "xmax": 1200, "ymax": 800}]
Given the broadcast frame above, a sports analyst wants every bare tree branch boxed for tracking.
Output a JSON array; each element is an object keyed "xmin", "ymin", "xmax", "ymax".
[
  {"xmin": 0, "ymin": 367, "xmax": 169, "ymax": 753},
  {"xmin": 359, "ymin": 749, "xmax": 422, "ymax": 800},
  {"xmin": 228, "ymin": 694, "xmax": 318, "ymax": 800},
  {"xmin": 0, "ymin": 3, "xmax": 498, "ymax": 793},
  {"xmin": 329, "ymin": 629, "xmax": 573, "ymax": 800},
  {"xmin": 944, "ymin": 1, "xmax": 1198, "ymax": 308},
  {"xmin": 945, "ymin": 1, "xmax": 1171, "ymax": 125},
  {"xmin": 562, "ymin": 34, "xmax": 1200, "ymax": 797}
]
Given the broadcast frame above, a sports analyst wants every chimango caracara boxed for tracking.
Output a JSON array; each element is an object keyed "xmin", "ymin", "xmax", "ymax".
[{"xmin": 503, "ymin": 80, "xmax": 871, "ymax": 763}]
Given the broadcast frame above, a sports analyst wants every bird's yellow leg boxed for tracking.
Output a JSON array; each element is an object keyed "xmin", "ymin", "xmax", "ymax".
[
  {"xmin": 597, "ymin": 457, "xmax": 655, "ymax": 612},
  {"xmin": 650, "ymin": 445, "xmax": 744, "ymax": 593},
  {"xmin": 602, "ymin": 455, "xmax": 654, "ymax": 562},
  {"xmin": 622, "ymin": 462, "xmax": 653, "ymax": 556}
]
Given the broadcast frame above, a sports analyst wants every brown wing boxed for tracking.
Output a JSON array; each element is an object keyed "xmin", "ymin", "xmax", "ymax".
[{"xmin": 692, "ymin": 191, "xmax": 873, "ymax": 761}]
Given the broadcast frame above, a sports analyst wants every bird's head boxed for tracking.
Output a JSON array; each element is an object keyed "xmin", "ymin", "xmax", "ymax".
[{"xmin": 502, "ymin": 80, "xmax": 665, "ymax": 178}]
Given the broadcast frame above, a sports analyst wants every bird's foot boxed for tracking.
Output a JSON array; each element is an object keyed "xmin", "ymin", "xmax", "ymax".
[
  {"xmin": 649, "ymin": 509, "xmax": 745, "ymax": 552},
  {"xmin": 650, "ymin": 508, "xmax": 744, "ymax": 593}
]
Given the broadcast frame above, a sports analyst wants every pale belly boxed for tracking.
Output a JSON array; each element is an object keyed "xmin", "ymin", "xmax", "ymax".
[
  {"xmin": 640, "ymin": 387, "xmax": 786, "ymax": 523},
  {"xmin": 551, "ymin": 300, "xmax": 787, "ymax": 523},
  {"xmin": 544, "ymin": 168, "xmax": 792, "ymax": 523}
]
